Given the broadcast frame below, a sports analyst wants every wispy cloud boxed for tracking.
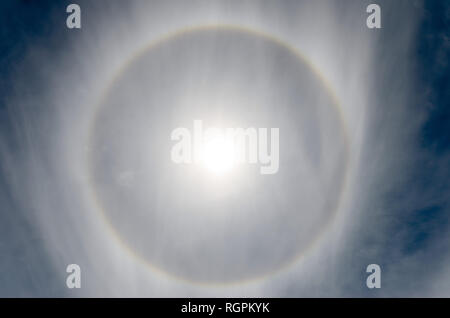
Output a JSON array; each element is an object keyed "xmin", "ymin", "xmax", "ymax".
[{"xmin": 0, "ymin": 0, "xmax": 449, "ymax": 297}]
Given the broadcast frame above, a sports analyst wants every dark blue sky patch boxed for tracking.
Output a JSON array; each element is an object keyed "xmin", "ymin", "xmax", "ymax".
[
  {"xmin": 401, "ymin": 205, "xmax": 449, "ymax": 255},
  {"xmin": 418, "ymin": 1, "xmax": 450, "ymax": 154}
]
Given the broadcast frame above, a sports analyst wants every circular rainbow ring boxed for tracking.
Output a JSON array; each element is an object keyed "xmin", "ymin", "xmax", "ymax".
[{"xmin": 84, "ymin": 24, "xmax": 351, "ymax": 286}]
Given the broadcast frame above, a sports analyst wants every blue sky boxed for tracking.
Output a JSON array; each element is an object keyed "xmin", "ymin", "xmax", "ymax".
[{"xmin": 0, "ymin": 0, "xmax": 449, "ymax": 297}]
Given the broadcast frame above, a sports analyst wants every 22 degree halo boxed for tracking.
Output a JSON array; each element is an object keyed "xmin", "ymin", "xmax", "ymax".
[{"xmin": 87, "ymin": 26, "xmax": 349, "ymax": 284}]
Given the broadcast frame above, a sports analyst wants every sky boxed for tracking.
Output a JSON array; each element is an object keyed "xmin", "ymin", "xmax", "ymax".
[{"xmin": 0, "ymin": 0, "xmax": 449, "ymax": 297}]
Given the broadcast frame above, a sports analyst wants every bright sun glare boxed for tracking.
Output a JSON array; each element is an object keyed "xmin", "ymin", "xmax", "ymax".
[{"xmin": 201, "ymin": 136, "xmax": 236, "ymax": 176}]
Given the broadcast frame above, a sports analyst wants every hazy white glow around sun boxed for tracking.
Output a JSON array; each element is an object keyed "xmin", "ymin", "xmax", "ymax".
[{"xmin": 201, "ymin": 135, "xmax": 236, "ymax": 176}]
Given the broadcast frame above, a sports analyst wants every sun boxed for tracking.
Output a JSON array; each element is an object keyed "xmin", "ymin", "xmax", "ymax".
[{"xmin": 201, "ymin": 135, "xmax": 236, "ymax": 176}]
